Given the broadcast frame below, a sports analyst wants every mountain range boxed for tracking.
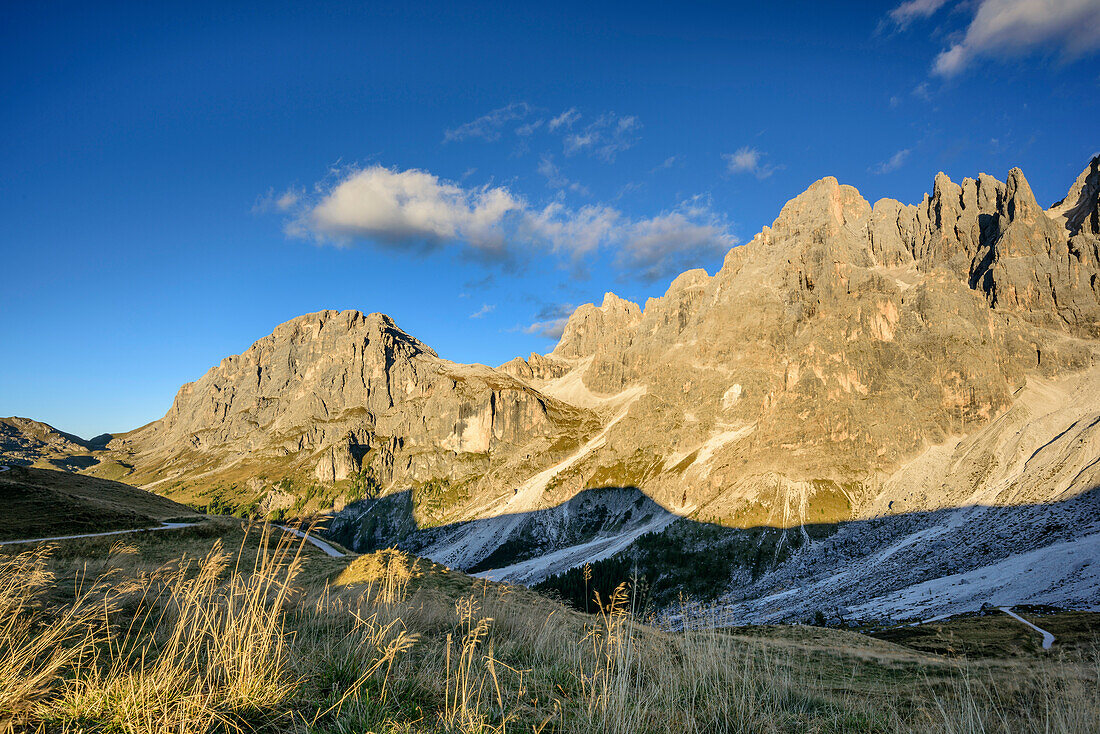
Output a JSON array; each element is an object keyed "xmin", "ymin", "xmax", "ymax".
[{"xmin": 4, "ymin": 155, "xmax": 1098, "ymax": 623}]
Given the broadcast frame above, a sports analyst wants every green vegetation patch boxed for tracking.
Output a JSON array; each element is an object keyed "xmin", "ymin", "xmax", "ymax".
[{"xmin": 536, "ymin": 519, "xmax": 809, "ymax": 612}]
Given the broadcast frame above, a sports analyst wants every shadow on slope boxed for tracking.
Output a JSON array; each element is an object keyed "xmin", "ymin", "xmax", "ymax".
[{"xmin": 323, "ymin": 482, "xmax": 1100, "ymax": 619}]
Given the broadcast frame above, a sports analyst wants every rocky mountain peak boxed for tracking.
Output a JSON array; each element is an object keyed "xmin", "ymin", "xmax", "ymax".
[
  {"xmin": 1005, "ymin": 167, "xmax": 1042, "ymax": 221},
  {"xmin": 552, "ymin": 292, "xmax": 642, "ymax": 360},
  {"xmin": 99, "ymin": 303, "xmax": 598, "ymax": 500},
  {"xmin": 600, "ymin": 291, "xmax": 642, "ymax": 317},
  {"xmin": 772, "ymin": 176, "xmax": 870, "ymax": 233},
  {"xmin": 265, "ymin": 309, "xmax": 436, "ymax": 358},
  {"xmin": 1049, "ymin": 154, "xmax": 1100, "ymax": 237}
]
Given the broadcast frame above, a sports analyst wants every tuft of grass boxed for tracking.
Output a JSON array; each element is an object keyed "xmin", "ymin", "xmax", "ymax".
[
  {"xmin": 55, "ymin": 525, "xmax": 304, "ymax": 731},
  {"xmin": 0, "ymin": 545, "xmax": 104, "ymax": 729}
]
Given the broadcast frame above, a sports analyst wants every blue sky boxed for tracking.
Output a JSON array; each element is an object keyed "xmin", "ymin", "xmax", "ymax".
[{"xmin": 2, "ymin": 0, "xmax": 1098, "ymax": 438}]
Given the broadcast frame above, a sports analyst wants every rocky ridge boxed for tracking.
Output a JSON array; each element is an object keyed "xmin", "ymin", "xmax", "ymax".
[{"xmin": 0, "ymin": 417, "xmax": 106, "ymax": 470}]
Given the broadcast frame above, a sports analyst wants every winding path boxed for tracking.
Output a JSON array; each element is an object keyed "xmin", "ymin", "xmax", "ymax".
[
  {"xmin": 274, "ymin": 524, "xmax": 347, "ymax": 558},
  {"xmin": 0, "ymin": 522, "xmax": 200, "ymax": 546},
  {"xmin": 0, "ymin": 466, "xmax": 344, "ymax": 559},
  {"xmin": 999, "ymin": 606, "xmax": 1055, "ymax": 649}
]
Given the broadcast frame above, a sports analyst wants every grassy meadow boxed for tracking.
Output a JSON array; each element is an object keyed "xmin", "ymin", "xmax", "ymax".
[{"xmin": 0, "ymin": 518, "xmax": 1096, "ymax": 733}]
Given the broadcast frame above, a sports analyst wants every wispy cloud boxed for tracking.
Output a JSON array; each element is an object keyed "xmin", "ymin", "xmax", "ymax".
[
  {"xmin": 444, "ymin": 102, "xmax": 532, "ymax": 142},
  {"xmin": 537, "ymin": 155, "xmax": 590, "ymax": 196},
  {"xmin": 562, "ymin": 113, "xmax": 641, "ymax": 162},
  {"xmin": 723, "ymin": 147, "xmax": 781, "ymax": 179},
  {"xmin": 522, "ymin": 302, "xmax": 576, "ymax": 339},
  {"xmin": 534, "ymin": 302, "xmax": 576, "ymax": 321},
  {"xmin": 547, "ymin": 108, "xmax": 580, "ymax": 131},
  {"xmin": 515, "ymin": 119, "xmax": 544, "ymax": 136},
  {"xmin": 652, "ymin": 155, "xmax": 680, "ymax": 172},
  {"xmin": 469, "ymin": 303, "xmax": 495, "ymax": 318},
  {"xmin": 252, "ymin": 187, "xmax": 303, "ymax": 214},
  {"xmin": 614, "ymin": 197, "xmax": 735, "ymax": 283},
  {"xmin": 443, "ymin": 104, "xmax": 642, "ymax": 163},
  {"xmin": 887, "ymin": 0, "xmax": 950, "ymax": 29},
  {"xmin": 870, "ymin": 148, "xmax": 912, "ymax": 174},
  {"xmin": 523, "ymin": 318, "xmax": 570, "ymax": 339},
  {"xmin": 912, "ymin": 81, "xmax": 933, "ymax": 101}
]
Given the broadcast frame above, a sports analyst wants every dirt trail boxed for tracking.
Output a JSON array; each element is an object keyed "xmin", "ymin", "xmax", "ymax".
[
  {"xmin": 274, "ymin": 524, "xmax": 347, "ymax": 558},
  {"xmin": 0, "ymin": 522, "xmax": 200, "ymax": 546},
  {"xmin": 999, "ymin": 606, "xmax": 1055, "ymax": 649}
]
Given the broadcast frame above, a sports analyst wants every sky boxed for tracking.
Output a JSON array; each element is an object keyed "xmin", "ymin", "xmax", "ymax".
[{"xmin": 1, "ymin": 0, "xmax": 1098, "ymax": 439}]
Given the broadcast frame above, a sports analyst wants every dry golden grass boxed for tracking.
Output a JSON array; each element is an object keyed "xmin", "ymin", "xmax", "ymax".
[{"xmin": 0, "ymin": 522, "xmax": 1096, "ymax": 733}]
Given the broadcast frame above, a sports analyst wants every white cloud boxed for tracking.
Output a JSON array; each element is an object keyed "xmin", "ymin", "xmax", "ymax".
[
  {"xmin": 548, "ymin": 108, "xmax": 580, "ymax": 131},
  {"xmin": 562, "ymin": 113, "xmax": 641, "ymax": 161},
  {"xmin": 888, "ymin": 0, "xmax": 950, "ymax": 28},
  {"xmin": 289, "ymin": 166, "xmax": 523, "ymax": 256},
  {"xmin": 469, "ymin": 303, "xmax": 495, "ymax": 319},
  {"xmin": 523, "ymin": 318, "xmax": 570, "ymax": 339},
  {"xmin": 283, "ymin": 164, "xmax": 735, "ymax": 281},
  {"xmin": 723, "ymin": 147, "xmax": 781, "ymax": 179},
  {"xmin": 444, "ymin": 102, "xmax": 532, "ymax": 142},
  {"xmin": 615, "ymin": 200, "xmax": 736, "ymax": 283},
  {"xmin": 276, "ymin": 190, "xmax": 299, "ymax": 210},
  {"xmin": 252, "ymin": 187, "xmax": 302, "ymax": 214},
  {"xmin": 524, "ymin": 202, "xmax": 621, "ymax": 258},
  {"xmin": 870, "ymin": 148, "xmax": 912, "ymax": 174},
  {"xmin": 932, "ymin": 0, "xmax": 1100, "ymax": 77}
]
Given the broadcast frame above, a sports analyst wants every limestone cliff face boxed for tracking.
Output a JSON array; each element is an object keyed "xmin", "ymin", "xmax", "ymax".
[
  {"xmin": 1049, "ymin": 154, "xmax": 1100, "ymax": 237},
  {"xmin": 107, "ymin": 310, "xmax": 595, "ymax": 496},
  {"xmin": 498, "ymin": 352, "xmax": 571, "ymax": 382},
  {"xmin": 870, "ymin": 162, "xmax": 1100, "ymax": 334},
  {"xmin": 530, "ymin": 161, "xmax": 1099, "ymax": 522}
]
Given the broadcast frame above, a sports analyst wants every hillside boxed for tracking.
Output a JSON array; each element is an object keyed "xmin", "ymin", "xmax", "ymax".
[
  {"xmin": 0, "ymin": 465, "xmax": 200, "ymax": 541},
  {"xmin": 0, "ymin": 417, "xmax": 107, "ymax": 471}
]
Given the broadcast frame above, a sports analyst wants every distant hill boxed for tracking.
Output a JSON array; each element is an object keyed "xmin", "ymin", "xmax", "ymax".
[{"xmin": 0, "ymin": 416, "xmax": 108, "ymax": 471}]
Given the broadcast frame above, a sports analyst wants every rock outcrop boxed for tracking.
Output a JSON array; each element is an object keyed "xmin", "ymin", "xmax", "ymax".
[{"xmin": 100, "ymin": 309, "xmax": 597, "ymax": 510}]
